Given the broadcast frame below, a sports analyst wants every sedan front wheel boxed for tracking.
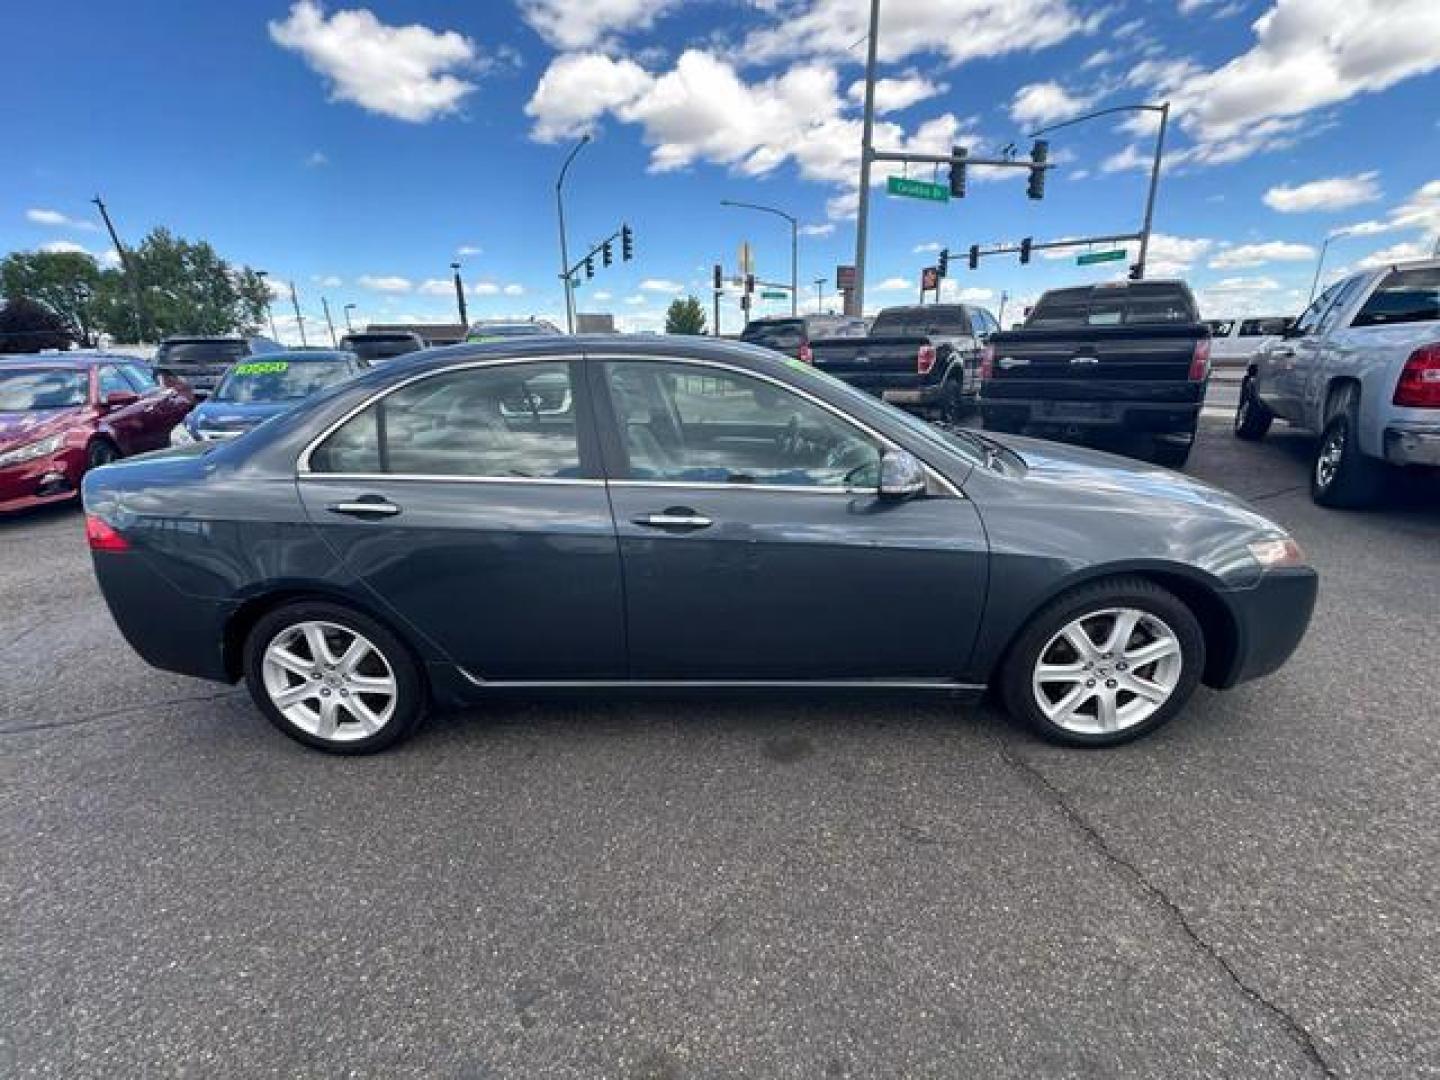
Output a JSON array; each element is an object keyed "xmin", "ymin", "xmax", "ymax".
[{"xmin": 1001, "ymin": 578, "xmax": 1205, "ymax": 747}]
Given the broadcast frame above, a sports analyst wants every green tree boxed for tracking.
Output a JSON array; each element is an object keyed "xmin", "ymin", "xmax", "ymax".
[
  {"xmin": 664, "ymin": 295, "xmax": 707, "ymax": 336},
  {"xmin": 0, "ymin": 251, "xmax": 103, "ymax": 346},
  {"xmin": 0, "ymin": 296, "xmax": 73, "ymax": 353},
  {"xmin": 90, "ymin": 228, "xmax": 270, "ymax": 342}
]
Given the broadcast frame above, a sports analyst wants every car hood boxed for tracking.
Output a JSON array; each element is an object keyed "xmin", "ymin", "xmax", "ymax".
[
  {"xmin": 189, "ymin": 400, "xmax": 292, "ymax": 432},
  {"xmin": 985, "ymin": 431, "xmax": 1278, "ymax": 527},
  {"xmin": 0, "ymin": 408, "xmax": 86, "ymax": 452}
]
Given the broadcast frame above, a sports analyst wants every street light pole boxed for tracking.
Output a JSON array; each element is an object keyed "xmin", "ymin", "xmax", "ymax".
[
  {"xmin": 91, "ymin": 195, "xmax": 148, "ymax": 342},
  {"xmin": 814, "ymin": 277, "xmax": 826, "ymax": 313},
  {"xmin": 450, "ymin": 261, "xmax": 469, "ymax": 328},
  {"xmin": 321, "ymin": 297, "xmax": 338, "ymax": 347},
  {"xmin": 555, "ymin": 134, "xmax": 591, "ymax": 334},
  {"xmin": 720, "ymin": 199, "xmax": 799, "ymax": 316},
  {"xmin": 343, "ymin": 303, "xmax": 356, "ymax": 333},
  {"xmin": 849, "ymin": 0, "xmax": 882, "ymax": 317},
  {"xmin": 255, "ymin": 270, "xmax": 280, "ymax": 341},
  {"xmin": 289, "ymin": 281, "xmax": 307, "ymax": 347}
]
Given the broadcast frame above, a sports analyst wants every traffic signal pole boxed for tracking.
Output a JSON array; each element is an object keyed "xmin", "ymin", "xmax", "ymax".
[
  {"xmin": 848, "ymin": 0, "xmax": 882, "ymax": 318},
  {"xmin": 1136, "ymin": 102, "xmax": 1169, "ymax": 281},
  {"xmin": 555, "ymin": 134, "xmax": 590, "ymax": 334}
]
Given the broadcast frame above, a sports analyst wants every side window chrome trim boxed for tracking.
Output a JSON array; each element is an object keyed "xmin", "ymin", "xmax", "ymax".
[
  {"xmin": 591, "ymin": 352, "xmax": 963, "ymax": 499},
  {"xmin": 294, "ymin": 354, "xmax": 585, "ymax": 475},
  {"xmin": 296, "ymin": 472, "xmax": 604, "ymax": 487}
]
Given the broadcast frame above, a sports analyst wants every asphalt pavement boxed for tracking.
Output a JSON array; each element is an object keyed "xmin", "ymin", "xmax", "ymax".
[{"xmin": 2, "ymin": 409, "xmax": 1437, "ymax": 1079}]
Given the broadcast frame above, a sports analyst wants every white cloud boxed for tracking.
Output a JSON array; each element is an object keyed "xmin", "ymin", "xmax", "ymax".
[
  {"xmin": 744, "ymin": 0, "xmax": 1097, "ymax": 68},
  {"xmin": 518, "ymin": 0, "xmax": 681, "ymax": 50},
  {"xmin": 624, "ymin": 294, "xmax": 647, "ymax": 305},
  {"xmin": 1356, "ymin": 240, "xmax": 1431, "ymax": 268},
  {"xmin": 875, "ymin": 276, "xmax": 914, "ymax": 292},
  {"xmin": 525, "ymin": 52, "xmax": 652, "ymax": 141},
  {"xmin": 639, "ymin": 279, "xmax": 685, "ymax": 293},
  {"xmin": 305, "ymin": 150, "xmax": 329, "ymax": 167},
  {"xmin": 846, "ymin": 73, "xmax": 947, "ymax": 114},
  {"xmin": 418, "ymin": 278, "xmax": 454, "ymax": 296},
  {"xmin": 26, "ymin": 208, "xmax": 96, "ymax": 231},
  {"xmin": 98, "ymin": 248, "xmax": 121, "ymax": 268},
  {"xmin": 1209, "ymin": 241, "xmax": 1316, "ymax": 269},
  {"xmin": 503, "ymin": 283, "xmax": 526, "ymax": 296},
  {"xmin": 1263, "ymin": 172, "xmax": 1381, "ymax": 213},
  {"xmin": 1208, "ymin": 276, "xmax": 1283, "ymax": 291},
  {"xmin": 801, "ymin": 222, "xmax": 836, "ymax": 237},
  {"xmin": 269, "ymin": 1, "xmax": 479, "ymax": 122},
  {"xmin": 312, "ymin": 274, "xmax": 343, "ymax": 288},
  {"xmin": 1009, "ymin": 81, "xmax": 1090, "ymax": 126},
  {"xmin": 1145, "ymin": 234, "xmax": 1215, "ymax": 277},
  {"xmin": 456, "ymin": 244, "xmax": 483, "ymax": 256},
  {"xmin": 37, "ymin": 240, "xmax": 90, "ymax": 255},
  {"xmin": 593, "ymin": 291, "xmax": 614, "ymax": 302},
  {"xmin": 357, "ymin": 274, "xmax": 414, "ymax": 293},
  {"xmin": 939, "ymin": 282, "xmax": 995, "ymax": 302},
  {"xmin": 913, "ymin": 242, "xmax": 942, "ymax": 253},
  {"xmin": 1333, "ymin": 179, "xmax": 1440, "ymax": 239},
  {"xmin": 472, "ymin": 282, "xmax": 501, "ymax": 295}
]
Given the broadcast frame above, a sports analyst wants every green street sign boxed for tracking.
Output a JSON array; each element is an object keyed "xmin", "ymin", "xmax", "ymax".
[
  {"xmin": 887, "ymin": 176, "xmax": 950, "ymax": 203},
  {"xmin": 1076, "ymin": 249, "xmax": 1127, "ymax": 265},
  {"xmin": 761, "ymin": 290, "xmax": 788, "ymax": 300}
]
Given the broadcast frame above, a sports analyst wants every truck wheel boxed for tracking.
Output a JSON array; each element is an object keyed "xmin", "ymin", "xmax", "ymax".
[
  {"xmin": 1233, "ymin": 375, "xmax": 1273, "ymax": 441},
  {"xmin": 1151, "ymin": 431, "xmax": 1195, "ymax": 469},
  {"xmin": 1312, "ymin": 390, "xmax": 1386, "ymax": 509}
]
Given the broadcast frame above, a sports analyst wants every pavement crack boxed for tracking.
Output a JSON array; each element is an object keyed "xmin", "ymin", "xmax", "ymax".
[
  {"xmin": 0, "ymin": 688, "xmax": 243, "ymax": 736},
  {"xmin": 991, "ymin": 734, "xmax": 1339, "ymax": 1079},
  {"xmin": 1247, "ymin": 483, "xmax": 1306, "ymax": 503}
]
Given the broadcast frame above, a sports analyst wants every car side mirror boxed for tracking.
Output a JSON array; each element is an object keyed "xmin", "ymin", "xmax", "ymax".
[
  {"xmin": 878, "ymin": 448, "xmax": 926, "ymax": 500},
  {"xmin": 101, "ymin": 389, "xmax": 139, "ymax": 410}
]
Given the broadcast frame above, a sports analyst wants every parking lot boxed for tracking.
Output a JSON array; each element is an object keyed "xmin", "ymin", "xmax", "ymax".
[{"xmin": 3, "ymin": 408, "xmax": 1437, "ymax": 1079}]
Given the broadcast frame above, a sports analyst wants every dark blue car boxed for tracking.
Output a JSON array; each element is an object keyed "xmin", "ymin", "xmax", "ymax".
[{"xmin": 169, "ymin": 350, "xmax": 366, "ymax": 445}]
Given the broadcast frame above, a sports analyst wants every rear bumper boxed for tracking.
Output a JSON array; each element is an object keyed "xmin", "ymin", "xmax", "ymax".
[
  {"xmin": 1384, "ymin": 424, "xmax": 1440, "ymax": 467},
  {"xmin": 980, "ymin": 396, "xmax": 1202, "ymax": 435},
  {"xmin": 821, "ymin": 372, "xmax": 946, "ymax": 409},
  {"xmin": 92, "ymin": 550, "xmax": 236, "ymax": 682},
  {"xmin": 882, "ymin": 385, "xmax": 944, "ymax": 407},
  {"xmin": 1211, "ymin": 567, "xmax": 1318, "ymax": 689}
]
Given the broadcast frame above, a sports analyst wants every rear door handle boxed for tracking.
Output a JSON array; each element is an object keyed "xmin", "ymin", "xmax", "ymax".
[
  {"xmin": 633, "ymin": 511, "xmax": 713, "ymax": 529},
  {"xmin": 328, "ymin": 499, "xmax": 401, "ymax": 518}
]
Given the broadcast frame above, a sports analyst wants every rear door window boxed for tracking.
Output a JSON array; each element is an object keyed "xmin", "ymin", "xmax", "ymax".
[{"xmin": 1351, "ymin": 267, "xmax": 1440, "ymax": 328}]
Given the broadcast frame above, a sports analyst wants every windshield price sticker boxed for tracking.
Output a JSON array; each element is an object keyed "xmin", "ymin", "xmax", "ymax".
[{"xmin": 233, "ymin": 361, "xmax": 290, "ymax": 376}]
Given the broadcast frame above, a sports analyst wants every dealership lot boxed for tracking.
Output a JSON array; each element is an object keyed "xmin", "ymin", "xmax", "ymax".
[{"xmin": 3, "ymin": 415, "xmax": 1437, "ymax": 1078}]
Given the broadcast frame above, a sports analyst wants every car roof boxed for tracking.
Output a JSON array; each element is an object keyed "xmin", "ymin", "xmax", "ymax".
[
  {"xmin": 0, "ymin": 352, "xmax": 135, "ymax": 368},
  {"xmin": 250, "ymin": 349, "xmax": 354, "ymax": 362},
  {"xmin": 360, "ymin": 335, "xmax": 782, "ymax": 376}
]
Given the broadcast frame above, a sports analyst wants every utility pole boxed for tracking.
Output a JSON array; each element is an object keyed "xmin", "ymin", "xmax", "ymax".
[
  {"xmin": 255, "ymin": 270, "xmax": 280, "ymax": 341},
  {"xmin": 849, "ymin": 0, "xmax": 882, "ymax": 317},
  {"xmin": 997, "ymin": 290, "xmax": 1009, "ymax": 326},
  {"xmin": 721, "ymin": 200, "xmax": 799, "ymax": 316},
  {"xmin": 289, "ymin": 281, "xmax": 307, "ymax": 347},
  {"xmin": 555, "ymin": 134, "xmax": 590, "ymax": 334},
  {"xmin": 91, "ymin": 195, "xmax": 147, "ymax": 342},
  {"xmin": 815, "ymin": 277, "xmax": 826, "ymax": 313},
  {"xmin": 343, "ymin": 303, "xmax": 356, "ymax": 333},
  {"xmin": 450, "ymin": 261, "xmax": 469, "ymax": 328},
  {"xmin": 1135, "ymin": 102, "xmax": 1169, "ymax": 280},
  {"xmin": 321, "ymin": 297, "xmax": 337, "ymax": 347}
]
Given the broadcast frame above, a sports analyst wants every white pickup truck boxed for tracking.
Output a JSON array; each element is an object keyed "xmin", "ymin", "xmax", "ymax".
[
  {"xmin": 1203, "ymin": 316, "xmax": 1291, "ymax": 367},
  {"xmin": 1233, "ymin": 260, "xmax": 1440, "ymax": 507}
]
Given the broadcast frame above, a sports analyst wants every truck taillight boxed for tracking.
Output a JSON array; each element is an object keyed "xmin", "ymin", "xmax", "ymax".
[
  {"xmin": 85, "ymin": 514, "xmax": 131, "ymax": 552},
  {"xmin": 1188, "ymin": 337, "xmax": 1212, "ymax": 381},
  {"xmin": 980, "ymin": 344, "xmax": 995, "ymax": 380},
  {"xmin": 1393, "ymin": 343, "xmax": 1440, "ymax": 408},
  {"xmin": 917, "ymin": 344, "xmax": 937, "ymax": 376},
  {"xmin": 798, "ymin": 342, "xmax": 814, "ymax": 364}
]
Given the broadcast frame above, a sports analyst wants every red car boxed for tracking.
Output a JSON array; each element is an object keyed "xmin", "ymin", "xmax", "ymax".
[{"xmin": 0, "ymin": 354, "xmax": 194, "ymax": 513}]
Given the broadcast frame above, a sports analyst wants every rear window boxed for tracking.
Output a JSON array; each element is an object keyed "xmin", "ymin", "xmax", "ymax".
[
  {"xmin": 342, "ymin": 336, "xmax": 421, "ymax": 361},
  {"xmin": 741, "ymin": 320, "xmax": 805, "ymax": 351},
  {"xmin": 1239, "ymin": 318, "xmax": 1289, "ymax": 336},
  {"xmin": 1351, "ymin": 267, "xmax": 1440, "ymax": 328},
  {"xmin": 0, "ymin": 368, "xmax": 87, "ymax": 410},
  {"xmin": 156, "ymin": 340, "xmax": 249, "ymax": 366},
  {"xmin": 1027, "ymin": 284, "xmax": 1196, "ymax": 328},
  {"xmin": 871, "ymin": 307, "xmax": 968, "ymax": 336}
]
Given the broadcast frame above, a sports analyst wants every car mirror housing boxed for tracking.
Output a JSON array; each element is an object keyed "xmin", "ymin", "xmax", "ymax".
[{"xmin": 878, "ymin": 449, "xmax": 926, "ymax": 500}]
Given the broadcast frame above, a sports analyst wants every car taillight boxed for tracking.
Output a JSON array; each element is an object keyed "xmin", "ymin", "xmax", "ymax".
[
  {"xmin": 85, "ymin": 514, "xmax": 131, "ymax": 552},
  {"xmin": 1188, "ymin": 337, "xmax": 1212, "ymax": 381},
  {"xmin": 980, "ymin": 344, "xmax": 995, "ymax": 380},
  {"xmin": 798, "ymin": 342, "xmax": 814, "ymax": 364},
  {"xmin": 917, "ymin": 344, "xmax": 937, "ymax": 375},
  {"xmin": 1393, "ymin": 343, "xmax": 1440, "ymax": 408}
]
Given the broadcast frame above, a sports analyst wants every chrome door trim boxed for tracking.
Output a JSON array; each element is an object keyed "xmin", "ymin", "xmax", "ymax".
[
  {"xmin": 608, "ymin": 479, "xmax": 861, "ymax": 496},
  {"xmin": 457, "ymin": 669, "xmax": 986, "ymax": 692},
  {"xmin": 297, "ymin": 472, "xmax": 606, "ymax": 487}
]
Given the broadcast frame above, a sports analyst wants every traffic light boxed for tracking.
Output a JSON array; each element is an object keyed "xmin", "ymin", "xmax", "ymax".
[
  {"xmin": 968, "ymin": 244, "xmax": 980, "ymax": 271},
  {"xmin": 937, "ymin": 248, "xmax": 950, "ymax": 277},
  {"xmin": 621, "ymin": 224, "xmax": 634, "ymax": 261},
  {"xmin": 713, "ymin": 263, "xmax": 723, "ymax": 290},
  {"xmin": 584, "ymin": 256, "xmax": 595, "ymax": 278},
  {"xmin": 602, "ymin": 241, "xmax": 613, "ymax": 267},
  {"xmin": 1128, "ymin": 263, "xmax": 1143, "ymax": 281},
  {"xmin": 1019, "ymin": 237, "xmax": 1032, "ymax": 265},
  {"xmin": 745, "ymin": 273, "xmax": 756, "ymax": 295},
  {"xmin": 1027, "ymin": 139, "xmax": 1048, "ymax": 200},
  {"xmin": 949, "ymin": 146, "xmax": 968, "ymax": 198}
]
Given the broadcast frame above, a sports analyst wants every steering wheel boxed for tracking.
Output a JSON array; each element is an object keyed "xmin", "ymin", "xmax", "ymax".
[
  {"xmin": 825, "ymin": 440, "xmax": 875, "ymax": 473},
  {"xmin": 779, "ymin": 414, "xmax": 804, "ymax": 459}
]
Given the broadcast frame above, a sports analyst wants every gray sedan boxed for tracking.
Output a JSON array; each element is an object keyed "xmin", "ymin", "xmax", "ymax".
[{"xmin": 82, "ymin": 337, "xmax": 1317, "ymax": 754}]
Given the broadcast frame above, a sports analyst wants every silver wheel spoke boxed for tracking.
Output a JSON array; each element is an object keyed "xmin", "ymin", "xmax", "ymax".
[
  {"xmin": 272, "ymin": 682, "xmax": 317, "ymax": 709},
  {"xmin": 1102, "ymin": 610, "xmax": 1141, "ymax": 656},
  {"xmin": 340, "ymin": 695, "xmax": 383, "ymax": 734},
  {"xmin": 1036, "ymin": 661, "xmax": 1086, "ymax": 683},
  {"xmin": 313, "ymin": 696, "xmax": 339, "ymax": 738},
  {"xmin": 1062, "ymin": 625, "xmax": 1099, "ymax": 661},
  {"xmin": 1125, "ymin": 638, "xmax": 1179, "ymax": 667},
  {"xmin": 1042, "ymin": 683, "xmax": 1091, "ymax": 721},
  {"xmin": 302, "ymin": 624, "xmax": 339, "ymax": 667},
  {"xmin": 1094, "ymin": 690, "xmax": 1119, "ymax": 731},
  {"xmin": 269, "ymin": 647, "xmax": 314, "ymax": 678},
  {"xmin": 348, "ymin": 673, "xmax": 396, "ymax": 695},
  {"xmin": 262, "ymin": 620, "xmax": 398, "ymax": 743},
  {"xmin": 1121, "ymin": 673, "xmax": 1168, "ymax": 704},
  {"xmin": 337, "ymin": 637, "xmax": 372, "ymax": 675}
]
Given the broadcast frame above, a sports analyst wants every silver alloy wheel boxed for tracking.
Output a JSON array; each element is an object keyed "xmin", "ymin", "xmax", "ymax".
[
  {"xmin": 1031, "ymin": 607, "xmax": 1184, "ymax": 735},
  {"xmin": 1316, "ymin": 424, "xmax": 1345, "ymax": 490},
  {"xmin": 261, "ymin": 620, "xmax": 397, "ymax": 743}
]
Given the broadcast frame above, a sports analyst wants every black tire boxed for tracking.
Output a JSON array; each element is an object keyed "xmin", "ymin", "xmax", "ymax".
[
  {"xmin": 999, "ymin": 577, "xmax": 1206, "ymax": 748},
  {"xmin": 1233, "ymin": 375, "xmax": 1273, "ymax": 441},
  {"xmin": 1311, "ymin": 388, "xmax": 1386, "ymax": 509},
  {"xmin": 1151, "ymin": 429, "xmax": 1196, "ymax": 469},
  {"xmin": 243, "ymin": 600, "xmax": 425, "ymax": 754},
  {"xmin": 86, "ymin": 439, "xmax": 119, "ymax": 470}
]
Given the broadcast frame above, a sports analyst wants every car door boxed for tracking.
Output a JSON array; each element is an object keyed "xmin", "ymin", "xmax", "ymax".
[
  {"xmin": 591, "ymin": 355, "xmax": 989, "ymax": 681},
  {"xmin": 94, "ymin": 364, "xmax": 154, "ymax": 455},
  {"xmin": 1259, "ymin": 288, "xmax": 1334, "ymax": 422},
  {"xmin": 119, "ymin": 362, "xmax": 189, "ymax": 449},
  {"xmin": 295, "ymin": 358, "xmax": 626, "ymax": 680},
  {"xmin": 1296, "ymin": 275, "xmax": 1366, "ymax": 427}
]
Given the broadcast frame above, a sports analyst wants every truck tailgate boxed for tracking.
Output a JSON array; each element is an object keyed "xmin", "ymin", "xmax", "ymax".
[
  {"xmin": 985, "ymin": 326, "xmax": 1203, "ymax": 400},
  {"xmin": 810, "ymin": 335, "xmax": 927, "ymax": 376}
]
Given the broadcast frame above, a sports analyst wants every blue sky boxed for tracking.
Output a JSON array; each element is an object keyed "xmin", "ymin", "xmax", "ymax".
[{"xmin": 3, "ymin": 0, "xmax": 1437, "ymax": 338}]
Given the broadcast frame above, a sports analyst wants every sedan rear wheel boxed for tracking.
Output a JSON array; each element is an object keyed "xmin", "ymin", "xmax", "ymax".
[
  {"xmin": 1001, "ymin": 578, "xmax": 1204, "ymax": 747},
  {"xmin": 244, "ymin": 601, "xmax": 424, "ymax": 753}
]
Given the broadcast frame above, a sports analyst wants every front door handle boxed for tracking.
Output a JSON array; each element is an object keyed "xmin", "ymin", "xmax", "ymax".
[
  {"xmin": 633, "ymin": 511, "xmax": 713, "ymax": 529},
  {"xmin": 328, "ymin": 499, "xmax": 401, "ymax": 518}
]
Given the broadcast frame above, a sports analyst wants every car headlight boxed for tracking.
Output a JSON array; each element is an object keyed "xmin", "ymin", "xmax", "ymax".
[
  {"xmin": 169, "ymin": 423, "xmax": 197, "ymax": 446},
  {"xmin": 1247, "ymin": 535, "xmax": 1306, "ymax": 569},
  {"xmin": 0, "ymin": 433, "xmax": 66, "ymax": 468}
]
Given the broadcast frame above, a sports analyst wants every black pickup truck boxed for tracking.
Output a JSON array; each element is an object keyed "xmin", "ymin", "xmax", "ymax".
[
  {"xmin": 807, "ymin": 303, "xmax": 998, "ymax": 423},
  {"xmin": 979, "ymin": 281, "xmax": 1212, "ymax": 466}
]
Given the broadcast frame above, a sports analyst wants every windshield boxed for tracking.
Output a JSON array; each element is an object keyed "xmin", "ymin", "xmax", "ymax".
[
  {"xmin": 157, "ymin": 341, "xmax": 249, "ymax": 366},
  {"xmin": 213, "ymin": 360, "xmax": 351, "ymax": 403},
  {"xmin": 469, "ymin": 323, "xmax": 546, "ymax": 340},
  {"xmin": 741, "ymin": 320, "xmax": 805, "ymax": 350},
  {"xmin": 872, "ymin": 307, "xmax": 967, "ymax": 336},
  {"xmin": 344, "ymin": 337, "xmax": 420, "ymax": 360},
  {"xmin": 1028, "ymin": 284, "xmax": 1196, "ymax": 328},
  {"xmin": 0, "ymin": 369, "xmax": 87, "ymax": 411}
]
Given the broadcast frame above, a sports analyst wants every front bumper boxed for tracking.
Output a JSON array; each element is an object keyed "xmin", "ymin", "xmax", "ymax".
[
  {"xmin": 0, "ymin": 447, "xmax": 86, "ymax": 513},
  {"xmin": 1211, "ymin": 567, "xmax": 1319, "ymax": 689},
  {"xmin": 1384, "ymin": 424, "xmax": 1440, "ymax": 467}
]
